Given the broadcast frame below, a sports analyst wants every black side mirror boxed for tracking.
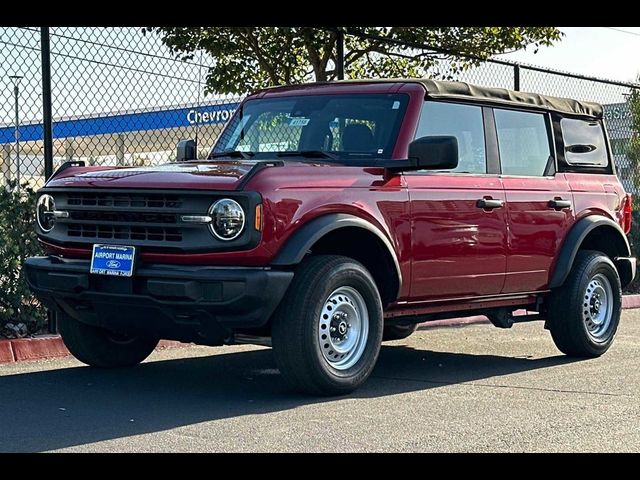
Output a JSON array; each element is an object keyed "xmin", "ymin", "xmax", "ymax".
[
  {"xmin": 408, "ymin": 135, "xmax": 458, "ymax": 170},
  {"xmin": 176, "ymin": 139, "xmax": 197, "ymax": 162}
]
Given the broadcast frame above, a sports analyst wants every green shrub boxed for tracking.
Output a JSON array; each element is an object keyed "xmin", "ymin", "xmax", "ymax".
[
  {"xmin": 0, "ymin": 183, "xmax": 45, "ymax": 337},
  {"xmin": 626, "ymin": 210, "xmax": 640, "ymax": 294}
]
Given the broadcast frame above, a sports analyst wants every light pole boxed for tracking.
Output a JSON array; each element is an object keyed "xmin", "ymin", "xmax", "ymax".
[{"xmin": 9, "ymin": 75, "xmax": 23, "ymax": 189}]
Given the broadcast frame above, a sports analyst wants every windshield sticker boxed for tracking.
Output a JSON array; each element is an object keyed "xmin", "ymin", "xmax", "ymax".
[
  {"xmin": 377, "ymin": 149, "xmax": 384, "ymax": 154},
  {"xmin": 289, "ymin": 117, "xmax": 310, "ymax": 127},
  {"xmin": 392, "ymin": 101, "xmax": 400, "ymax": 110}
]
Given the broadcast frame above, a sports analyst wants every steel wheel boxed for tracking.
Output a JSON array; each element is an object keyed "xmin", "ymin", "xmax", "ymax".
[
  {"xmin": 547, "ymin": 250, "xmax": 621, "ymax": 358},
  {"xmin": 318, "ymin": 286, "xmax": 369, "ymax": 370},
  {"xmin": 272, "ymin": 255, "xmax": 383, "ymax": 395},
  {"xmin": 582, "ymin": 273, "xmax": 614, "ymax": 341}
]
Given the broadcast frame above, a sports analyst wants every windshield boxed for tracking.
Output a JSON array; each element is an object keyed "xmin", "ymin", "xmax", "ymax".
[{"xmin": 211, "ymin": 94, "xmax": 409, "ymax": 161}]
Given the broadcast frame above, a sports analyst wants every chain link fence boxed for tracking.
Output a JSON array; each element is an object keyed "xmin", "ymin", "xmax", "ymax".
[
  {"xmin": 1, "ymin": 27, "xmax": 241, "ymax": 189},
  {"xmin": 1, "ymin": 28, "xmax": 43, "ymax": 187},
  {"xmin": 1, "ymin": 27, "xmax": 638, "ymax": 191}
]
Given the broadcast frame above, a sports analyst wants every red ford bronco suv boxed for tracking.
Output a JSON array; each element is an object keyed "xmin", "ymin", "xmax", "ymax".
[{"xmin": 25, "ymin": 79, "xmax": 636, "ymax": 395}]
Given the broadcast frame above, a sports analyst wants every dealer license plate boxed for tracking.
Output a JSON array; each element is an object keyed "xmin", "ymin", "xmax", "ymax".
[{"xmin": 90, "ymin": 244, "xmax": 136, "ymax": 277}]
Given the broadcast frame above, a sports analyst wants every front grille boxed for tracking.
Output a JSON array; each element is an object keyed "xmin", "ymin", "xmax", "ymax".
[
  {"xmin": 67, "ymin": 193, "xmax": 183, "ymax": 209},
  {"xmin": 65, "ymin": 193, "xmax": 185, "ymax": 243},
  {"xmin": 67, "ymin": 224, "xmax": 183, "ymax": 242},
  {"xmin": 69, "ymin": 210, "xmax": 178, "ymax": 224},
  {"xmin": 42, "ymin": 189, "xmax": 210, "ymax": 250},
  {"xmin": 39, "ymin": 188, "xmax": 261, "ymax": 253}
]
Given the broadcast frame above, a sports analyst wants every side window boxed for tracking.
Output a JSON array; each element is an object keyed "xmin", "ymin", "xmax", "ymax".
[
  {"xmin": 415, "ymin": 102, "xmax": 486, "ymax": 174},
  {"xmin": 494, "ymin": 109, "xmax": 552, "ymax": 176},
  {"xmin": 561, "ymin": 118, "xmax": 608, "ymax": 167}
]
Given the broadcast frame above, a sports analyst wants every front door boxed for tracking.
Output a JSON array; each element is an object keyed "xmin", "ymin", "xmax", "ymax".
[
  {"xmin": 407, "ymin": 101, "xmax": 507, "ymax": 301},
  {"xmin": 492, "ymin": 108, "xmax": 576, "ymax": 293}
]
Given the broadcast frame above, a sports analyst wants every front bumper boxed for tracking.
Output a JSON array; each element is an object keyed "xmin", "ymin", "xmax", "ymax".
[{"xmin": 25, "ymin": 256, "xmax": 293, "ymax": 343}]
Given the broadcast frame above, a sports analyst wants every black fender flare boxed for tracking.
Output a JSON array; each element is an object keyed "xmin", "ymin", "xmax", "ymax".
[
  {"xmin": 271, "ymin": 213, "xmax": 402, "ymax": 298},
  {"xmin": 548, "ymin": 216, "xmax": 631, "ymax": 289}
]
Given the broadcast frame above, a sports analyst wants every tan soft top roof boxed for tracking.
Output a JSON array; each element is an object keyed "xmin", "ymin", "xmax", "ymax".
[
  {"xmin": 262, "ymin": 78, "xmax": 604, "ymax": 119},
  {"xmin": 417, "ymin": 79, "xmax": 602, "ymax": 119}
]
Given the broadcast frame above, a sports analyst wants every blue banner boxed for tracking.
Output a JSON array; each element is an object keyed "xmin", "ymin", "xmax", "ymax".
[{"xmin": 0, "ymin": 101, "xmax": 240, "ymax": 144}]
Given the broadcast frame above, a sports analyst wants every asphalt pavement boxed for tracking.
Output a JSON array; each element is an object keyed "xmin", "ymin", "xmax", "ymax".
[{"xmin": 1, "ymin": 311, "xmax": 639, "ymax": 452}]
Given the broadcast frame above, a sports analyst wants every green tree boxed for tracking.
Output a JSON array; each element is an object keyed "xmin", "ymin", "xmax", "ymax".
[
  {"xmin": 148, "ymin": 27, "xmax": 562, "ymax": 95},
  {"xmin": 624, "ymin": 82, "xmax": 640, "ymax": 292},
  {"xmin": 628, "ymin": 85, "xmax": 640, "ymax": 178}
]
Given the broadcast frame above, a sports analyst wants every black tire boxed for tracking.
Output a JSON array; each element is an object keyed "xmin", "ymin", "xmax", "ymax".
[
  {"xmin": 547, "ymin": 250, "xmax": 622, "ymax": 357},
  {"xmin": 58, "ymin": 313, "xmax": 159, "ymax": 368},
  {"xmin": 383, "ymin": 323, "xmax": 418, "ymax": 341},
  {"xmin": 271, "ymin": 255, "xmax": 384, "ymax": 396}
]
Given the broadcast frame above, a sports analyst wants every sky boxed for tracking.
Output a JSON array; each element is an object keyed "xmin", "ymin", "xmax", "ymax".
[{"xmin": 497, "ymin": 27, "xmax": 640, "ymax": 84}]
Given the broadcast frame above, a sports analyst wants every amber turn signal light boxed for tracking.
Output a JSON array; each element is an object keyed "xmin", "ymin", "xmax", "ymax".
[{"xmin": 255, "ymin": 204, "xmax": 263, "ymax": 231}]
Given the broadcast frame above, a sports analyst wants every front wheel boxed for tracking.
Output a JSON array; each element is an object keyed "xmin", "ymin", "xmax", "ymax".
[
  {"xmin": 547, "ymin": 250, "xmax": 622, "ymax": 357},
  {"xmin": 271, "ymin": 255, "xmax": 383, "ymax": 396},
  {"xmin": 58, "ymin": 313, "xmax": 159, "ymax": 368}
]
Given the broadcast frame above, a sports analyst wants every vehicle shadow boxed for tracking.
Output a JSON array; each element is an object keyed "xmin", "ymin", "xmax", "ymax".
[{"xmin": 0, "ymin": 345, "xmax": 577, "ymax": 452}]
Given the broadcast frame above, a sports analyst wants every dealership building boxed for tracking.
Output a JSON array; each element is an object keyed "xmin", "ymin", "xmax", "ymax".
[
  {"xmin": 603, "ymin": 102, "xmax": 635, "ymax": 193},
  {"xmin": 0, "ymin": 99, "xmax": 239, "ymax": 187}
]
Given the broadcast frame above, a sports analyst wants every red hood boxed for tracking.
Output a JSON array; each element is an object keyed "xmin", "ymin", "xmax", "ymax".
[{"xmin": 46, "ymin": 161, "xmax": 264, "ymax": 191}]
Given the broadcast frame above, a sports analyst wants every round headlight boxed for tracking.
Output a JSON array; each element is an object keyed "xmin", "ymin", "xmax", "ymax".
[
  {"xmin": 37, "ymin": 194, "xmax": 56, "ymax": 233},
  {"xmin": 208, "ymin": 199, "xmax": 245, "ymax": 241}
]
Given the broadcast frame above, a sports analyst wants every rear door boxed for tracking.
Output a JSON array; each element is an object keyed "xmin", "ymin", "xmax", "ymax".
[
  {"xmin": 406, "ymin": 101, "xmax": 507, "ymax": 301},
  {"xmin": 494, "ymin": 108, "xmax": 576, "ymax": 293}
]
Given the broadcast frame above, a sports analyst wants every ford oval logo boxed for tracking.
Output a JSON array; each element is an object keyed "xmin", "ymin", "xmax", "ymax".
[{"xmin": 106, "ymin": 260, "xmax": 121, "ymax": 269}]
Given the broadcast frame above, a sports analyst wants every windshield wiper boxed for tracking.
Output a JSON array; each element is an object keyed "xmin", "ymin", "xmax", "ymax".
[
  {"xmin": 208, "ymin": 150, "xmax": 256, "ymax": 160},
  {"xmin": 276, "ymin": 150, "xmax": 338, "ymax": 160}
]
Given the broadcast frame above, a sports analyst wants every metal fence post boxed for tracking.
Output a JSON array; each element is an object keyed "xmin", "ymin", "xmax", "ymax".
[
  {"xmin": 514, "ymin": 63, "xmax": 521, "ymax": 92},
  {"xmin": 336, "ymin": 29, "xmax": 345, "ymax": 80},
  {"xmin": 41, "ymin": 27, "xmax": 53, "ymax": 180},
  {"xmin": 41, "ymin": 27, "xmax": 57, "ymax": 334},
  {"xmin": 8, "ymin": 77, "xmax": 22, "ymax": 188}
]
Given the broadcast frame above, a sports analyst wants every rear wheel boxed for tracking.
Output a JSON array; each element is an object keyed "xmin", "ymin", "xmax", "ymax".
[
  {"xmin": 271, "ymin": 255, "xmax": 383, "ymax": 396},
  {"xmin": 383, "ymin": 323, "xmax": 418, "ymax": 341},
  {"xmin": 547, "ymin": 250, "xmax": 621, "ymax": 357},
  {"xmin": 58, "ymin": 313, "xmax": 159, "ymax": 368}
]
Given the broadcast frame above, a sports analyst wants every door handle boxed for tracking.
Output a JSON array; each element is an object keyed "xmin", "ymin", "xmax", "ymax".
[
  {"xmin": 548, "ymin": 198, "xmax": 572, "ymax": 210},
  {"xmin": 476, "ymin": 198, "xmax": 504, "ymax": 210}
]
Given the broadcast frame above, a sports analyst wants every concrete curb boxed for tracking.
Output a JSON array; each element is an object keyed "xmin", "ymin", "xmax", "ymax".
[
  {"xmin": 623, "ymin": 294, "xmax": 640, "ymax": 309},
  {"xmin": 3, "ymin": 294, "xmax": 640, "ymax": 365},
  {"xmin": 11, "ymin": 335, "xmax": 69, "ymax": 362},
  {"xmin": 0, "ymin": 338, "xmax": 188, "ymax": 365}
]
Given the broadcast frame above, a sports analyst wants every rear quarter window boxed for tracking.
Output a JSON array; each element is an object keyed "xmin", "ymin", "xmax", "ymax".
[{"xmin": 561, "ymin": 118, "xmax": 608, "ymax": 167}]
